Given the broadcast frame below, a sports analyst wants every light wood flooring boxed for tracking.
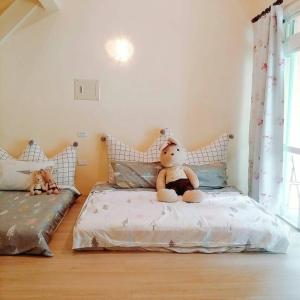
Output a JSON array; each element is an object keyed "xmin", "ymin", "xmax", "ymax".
[{"xmin": 1, "ymin": 196, "xmax": 300, "ymax": 300}]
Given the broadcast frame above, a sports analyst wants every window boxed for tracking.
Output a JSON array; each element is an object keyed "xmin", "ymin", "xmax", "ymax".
[{"xmin": 281, "ymin": 12, "xmax": 300, "ymax": 229}]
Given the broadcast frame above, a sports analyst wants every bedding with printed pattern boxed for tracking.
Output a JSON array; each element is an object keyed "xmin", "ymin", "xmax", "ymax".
[
  {"xmin": 0, "ymin": 189, "xmax": 78, "ymax": 256},
  {"xmin": 73, "ymin": 184, "xmax": 290, "ymax": 253}
]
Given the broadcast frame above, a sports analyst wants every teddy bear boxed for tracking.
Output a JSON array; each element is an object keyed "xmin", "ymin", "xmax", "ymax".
[
  {"xmin": 30, "ymin": 170, "xmax": 48, "ymax": 195},
  {"xmin": 156, "ymin": 137, "xmax": 205, "ymax": 203},
  {"xmin": 41, "ymin": 168, "xmax": 60, "ymax": 194}
]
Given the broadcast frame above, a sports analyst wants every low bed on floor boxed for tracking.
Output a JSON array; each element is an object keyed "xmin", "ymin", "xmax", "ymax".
[
  {"xmin": 0, "ymin": 189, "xmax": 78, "ymax": 256},
  {"xmin": 73, "ymin": 184, "xmax": 290, "ymax": 253}
]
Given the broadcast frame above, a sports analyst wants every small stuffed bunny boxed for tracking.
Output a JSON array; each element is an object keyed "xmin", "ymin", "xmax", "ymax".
[
  {"xmin": 30, "ymin": 170, "xmax": 48, "ymax": 195},
  {"xmin": 42, "ymin": 168, "xmax": 60, "ymax": 194},
  {"xmin": 156, "ymin": 138, "xmax": 204, "ymax": 203}
]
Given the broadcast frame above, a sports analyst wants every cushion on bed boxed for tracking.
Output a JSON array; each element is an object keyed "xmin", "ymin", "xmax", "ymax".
[
  {"xmin": 105, "ymin": 128, "xmax": 173, "ymax": 183},
  {"xmin": 17, "ymin": 142, "xmax": 77, "ymax": 186},
  {"xmin": 189, "ymin": 162, "xmax": 227, "ymax": 189},
  {"xmin": 0, "ymin": 160, "xmax": 55, "ymax": 190},
  {"xmin": 111, "ymin": 161, "xmax": 161, "ymax": 188},
  {"xmin": 0, "ymin": 142, "xmax": 77, "ymax": 186},
  {"xmin": 106, "ymin": 131, "xmax": 229, "ymax": 183},
  {"xmin": 111, "ymin": 161, "xmax": 227, "ymax": 189}
]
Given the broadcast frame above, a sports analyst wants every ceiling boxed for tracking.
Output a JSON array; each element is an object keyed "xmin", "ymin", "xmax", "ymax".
[
  {"xmin": 0, "ymin": 0, "xmax": 280, "ymax": 20},
  {"xmin": 0, "ymin": 0, "xmax": 15, "ymax": 16}
]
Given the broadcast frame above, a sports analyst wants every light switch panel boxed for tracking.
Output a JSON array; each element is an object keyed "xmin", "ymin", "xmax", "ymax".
[{"xmin": 74, "ymin": 79, "xmax": 99, "ymax": 101}]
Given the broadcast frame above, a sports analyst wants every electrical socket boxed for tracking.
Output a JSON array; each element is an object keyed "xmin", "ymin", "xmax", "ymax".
[
  {"xmin": 77, "ymin": 131, "xmax": 88, "ymax": 138},
  {"xmin": 77, "ymin": 159, "xmax": 88, "ymax": 166}
]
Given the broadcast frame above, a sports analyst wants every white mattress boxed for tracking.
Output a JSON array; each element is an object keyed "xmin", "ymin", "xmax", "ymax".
[{"xmin": 73, "ymin": 187, "xmax": 290, "ymax": 253}]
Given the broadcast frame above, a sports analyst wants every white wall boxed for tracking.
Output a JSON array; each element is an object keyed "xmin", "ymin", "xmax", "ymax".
[{"xmin": 0, "ymin": 0, "xmax": 253, "ymax": 194}]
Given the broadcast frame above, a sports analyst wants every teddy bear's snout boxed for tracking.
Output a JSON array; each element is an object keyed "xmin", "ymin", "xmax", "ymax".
[{"xmin": 171, "ymin": 153, "xmax": 174, "ymax": 156}]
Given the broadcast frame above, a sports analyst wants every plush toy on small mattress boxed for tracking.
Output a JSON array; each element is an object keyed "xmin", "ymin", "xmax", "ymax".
[
  {"xmin": 42, "ymin": 168, "xmax": 60, "ymax": 195},
  {"xmin": 156, "ymin": 137, "xmax": 205, "ymax": 203},
  {"xmin": 30, "ymin": 170, "xmax": 48, "ymax": 195}
]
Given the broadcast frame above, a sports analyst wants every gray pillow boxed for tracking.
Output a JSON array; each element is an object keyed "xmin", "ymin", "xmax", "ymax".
[
  {"xmin": 111, "ymin": 161, "xmax": 161, "ymax": 188},
  {"xmin": 111, "ymin": 161, "xmax": 227, "ymax": 189},
  {"xmin": 189, "ymin": 163, "xmax": 227, "ymax": 189}
]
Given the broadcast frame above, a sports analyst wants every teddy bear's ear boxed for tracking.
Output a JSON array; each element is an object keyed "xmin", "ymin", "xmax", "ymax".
[
  {"xmin": 167, "ymin": 137, "xmax": 179, "ymax": 145},
  {"xmin": 160, "ymin": 137, "xmax": 180, "ymax": 151},
  {"xmin": 160, "ymin": 141, "xmax": 170, "ymax": 151}
]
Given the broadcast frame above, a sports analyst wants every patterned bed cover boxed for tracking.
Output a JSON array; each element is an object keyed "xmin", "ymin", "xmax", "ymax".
[
  {"xmin": 73, "ymin": 185, "xmax": 290, "ymax": 253},
  {"xmin": 0, "ymin": 189, "xmax": 78, "ymax": 256}
]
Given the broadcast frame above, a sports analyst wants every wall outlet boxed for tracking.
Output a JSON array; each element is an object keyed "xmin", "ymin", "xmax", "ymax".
[
  {"xmin": 77, "ymin": 131, "xmax": 88, "ymax": 138},
  {"xmin": 77, "ymin": 159, "xmax": 88, "ymax": 166}
]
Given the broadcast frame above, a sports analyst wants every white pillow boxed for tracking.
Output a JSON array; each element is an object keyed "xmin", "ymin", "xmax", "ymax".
[
  {"xmin": 0, "ymin": 160, "xmax": 54, "ymax": 191},
  {"xmin": 0, "ymin": 142, "xmax": 77, "ymax": 187},
  {"xmin": 105, "ymin": 128, "xmax": 173, "ymax": 183},
  {"xmin": 186, "ymin": 134, "xmax": 229, "ymax": 165},
  {"xmin": 19, "ymin": 143, "xmax": 77, "ymax": 186}
]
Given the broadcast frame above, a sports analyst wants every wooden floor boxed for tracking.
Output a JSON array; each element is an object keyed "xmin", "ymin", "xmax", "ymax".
[{"xmin": 1, "ymin": 196, "xmax": 300, "ymax": 300}]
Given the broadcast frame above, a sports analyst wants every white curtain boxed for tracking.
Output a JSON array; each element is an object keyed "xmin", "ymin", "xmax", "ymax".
[{"xmin": 249, "ymin": 5, "xmax": 285, "ymax": 213}]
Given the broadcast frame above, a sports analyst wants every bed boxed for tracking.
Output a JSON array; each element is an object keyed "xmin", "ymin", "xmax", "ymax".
[
  {"xmin": 0, "ymin": 140, "xmax": 80, "ymax": 256},
  {"xmin": 0, "ymin": 189, "xmax": 78, "ymax": 256},
  {"xmin": 73, "ymin": 184, "xmax": 290, "ymax": 253}
]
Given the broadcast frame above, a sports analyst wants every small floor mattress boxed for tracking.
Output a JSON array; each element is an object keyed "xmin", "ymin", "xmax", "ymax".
[
  {"xmin": 73, "ymin": 186, "xmax": 290, "ymax": 253},
  {"xmin": 0, "ymin": 189, "xmax": 78, "ymax": 256}
]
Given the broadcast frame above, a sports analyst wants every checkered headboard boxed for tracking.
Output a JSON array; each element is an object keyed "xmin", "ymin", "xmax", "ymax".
[
  {"xmin": 106, "ymin": 128, "xmax": 173, "ymax": 162},
  {"xmin": 51, "ymin": 146, "xmax": 77, "ymax": 186},
  {"xmin": 19, "ymin": 142, "xmax": 47, "ymax": 161},
  {"xmin": 186, "ymin": 134, "xmax": 229, "ymax": 165},
  {"xmin": 0, "ymin": 148, "xmax": 12, "ymax": 160},
  {"xmin": 106, "ymin": 128, "xmax": 173, "ymax": 182},
  {"xmin": 19, "ymin": 142, "xmax": 77, "ymax": 186},
  {"xmin": 106, "ymin": 131, "xmax": 229, "ymax": 182}
]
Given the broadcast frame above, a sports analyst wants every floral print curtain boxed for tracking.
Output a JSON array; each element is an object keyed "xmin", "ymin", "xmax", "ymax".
[{"xmin": 249, "ymin": 5, "xmax": 285, "ymax": 213}]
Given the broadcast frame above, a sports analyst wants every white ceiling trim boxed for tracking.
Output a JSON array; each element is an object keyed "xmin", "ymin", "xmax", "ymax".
[
  {"xmin": 38, "ymin": 0, "xmax": 59, "ymax": 13},
  {"xmin": 0, "ymin": 0, "xmax": 38, "ymax": 45}
]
